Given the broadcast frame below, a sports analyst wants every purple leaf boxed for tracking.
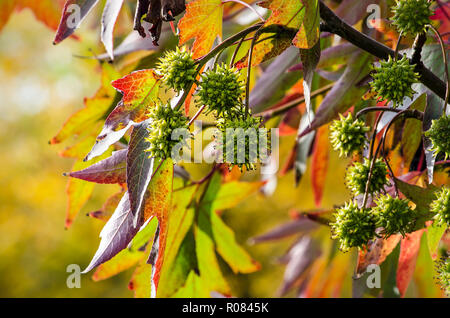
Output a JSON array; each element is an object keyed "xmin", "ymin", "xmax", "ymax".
[
  {"xmin": 249, "ymin": 47, "xmax": 300, "ymax": 113},
  {"xmin": 101, "ymin": 0, "xmax": 125, "ymax": 60},
  {"xmin": 289, "ymin": 43, "xmax": 357, "ymax": 72},
  {"xmin": 278, "ymin": 236, "xmax": 319, "ymax": 296},
  {"xmin": 127, "ymin": 121, "xmax": 155, "ymax": 227},
  {"xmin": 54, "ymin": 0, "xmax": 100, "ymax": 44},
  {"xmin": 82, "ymin": 192, "xmax": 142, "ymax": 273},
  {"xmin": 335, "ymin": 0, "xmax": 381, "ymax": 26},
  {"xmin": 298, "ymin": 51, "xmax": 371, "ymax": 138},
  {"xmin": 68, "ymin": 149, "xmax": 127, "ymax": 184},
  {"xmin": 250, "ymin": 217, "xmax": 318, "ymax": 244}
]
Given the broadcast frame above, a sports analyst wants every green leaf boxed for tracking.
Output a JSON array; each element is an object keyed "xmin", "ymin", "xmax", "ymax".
[
  {"xmin": 427, "ymin": 223, "xmax": 447, "ymax": 260},
  {"xmin": 129, "ymin": 217, "xmax": 158, "ymax": 252},
  {"xmin": 401, "ymin": 93, "xmax": 426, "ymax": 168},
  {"xmin": 158, "ymin": 228, "xmax": 198, "ymax": 297},
  {"xmin": 195, "ymin": 174, "xmax": 231, "ymax": 295},
  {"xmin": 157, "ymin": 185, "xmax": 199, "ymax": 297},
  {"xmin": 210, "ymin": 212, "xmax": 260, "ymax": 274},
  {"xmin": 209, "ymin": 181, "xmax": 263, "ymax": 211},
  {"xmin": 395, "ymin": 178, "xmax": 438, "ymax": 214},
  {"xmin": 172, "ymin": 271, "xmax": 210, "ymax": 298}
]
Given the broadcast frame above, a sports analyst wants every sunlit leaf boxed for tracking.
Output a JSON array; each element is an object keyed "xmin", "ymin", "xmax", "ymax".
[
  {"xmin": 85, "ymin": 69, "xmax": 160, "ymax": 161},
  {"xmin": 101, "ymin": 0, "xmax": 124, "ymax": 60},
  {"xmin": 260, "ymin": 0, "xmax": 320, "ymax": 49},
  {"xmin": 178, "ymin": 0, "xmax": 223, "ymax": 59},
  {"xmin": 92, "ymin": 248, "xmax": 145, "ymax": 281},
  {"xmin": 427, "ymin": 223, "xmax": 447, "ymax": 260}
]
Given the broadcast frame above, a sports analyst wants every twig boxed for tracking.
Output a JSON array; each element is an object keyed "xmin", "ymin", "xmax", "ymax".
[{"xmin": 319, "ymin": 1, "xmax": 447, "ymax": 101}]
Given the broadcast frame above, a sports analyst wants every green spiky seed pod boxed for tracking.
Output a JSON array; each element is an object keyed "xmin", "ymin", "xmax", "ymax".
[
  {"xmin": 215, "ymin": 108, "xmax": 269, "ymax": 171},
  {"xmin": 392, "ymin": 0, "xmax": 433, "ymax": 36},
  {"xmin": 431, "ymin": 186, "xmax": 450, "ymax": 227},
  {"xmin": 435, "ymin": 256, "xmax": 450, "ymax": 296},
  {"xmin": 346, "ymin": 158, "xmax": 389, "ymax": 196},
  {"xmin": 156, "ymin": 47, "xmax": 196, "ymax": 92},
  {"xmin": 372, "ymin": 194, "xmax": 415, "ymax": 237},
  {"xmin": 425, "ymin": 115, "xmax": 450, "ymax": 160},
  {"xmin": 145, "ymin": 103, "xmax": 189, "ymax": 159},
  {"xmin": 329, "ymin": 113, "xmax": 370, "ymax": 157},
  {"xmin": 331, "ymin": 201, "xmax": 376, "ymax": 252},
  {"xmin": 197, "ymin": 64, "xmax": 245, "ymax": 116},
  {"xmin": 370, "ymin": 55, "xmax": 420, "ymax": 106}
]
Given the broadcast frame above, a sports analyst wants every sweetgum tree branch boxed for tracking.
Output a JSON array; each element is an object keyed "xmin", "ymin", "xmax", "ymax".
[{"xmin": 318, "ymin": 1, "xmax": 447, "ymax": 101}]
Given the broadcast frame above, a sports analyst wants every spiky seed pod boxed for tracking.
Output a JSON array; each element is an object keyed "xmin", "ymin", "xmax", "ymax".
[
  {"xmin": 425, "ymin": 115, "xmax": 450, "ymax": 160},
  {"xmin": 372, "ymin": 194, "xmax": 415, "ymax": 237},
  {"xmin": 331, "ymin": 201, "xmax": 376, "ymax": 252},
  {"xmin": 435, "ymin": 256, "xmax": 450, "ymax": 296},
  {"xmin": 215, "ymin": 108, "xmax": 269, "ymax": 171},
  {"xmin": 156, "ymin": 47, "xmax": 196, "ymax": 92},
  {"xmin": 370, "ymin": 55, "xmax": 420, "ymax": 106},
  {"xmin": 392, "ymin": 0, "xmax": 433, "ymax": 36},
  {"xmin": 346, "ymin": 158, "xmax": 389, "ymax": 196},
  {"xmin": 145, "ymin": 103, "xmax": 189, "ymax": 159},
  {"xmin": 431, "ymin": 186, "xmax": 450, "ymax": 227},
  {"xmin": 197, "ymin": 64, "xmax": 245, "ymax": 116},
  {"xmin": 329, "ymin": 113, "xmax": 370, "ymax": 157}
]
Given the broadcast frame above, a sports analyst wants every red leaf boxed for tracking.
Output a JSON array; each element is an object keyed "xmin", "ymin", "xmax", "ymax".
[
  {"xmin": 396, "ymin": 230, "xmax": 424, "ymax": 297},
  {"xmin": 84, "ymin": 70, "xmax": 160, "ymax": 161},
  {"xmin": 311, "ymin": 124, "xmax": 329, "ymax": 206}
]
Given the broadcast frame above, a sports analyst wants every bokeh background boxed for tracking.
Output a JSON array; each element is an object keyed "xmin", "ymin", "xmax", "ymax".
[{"xmin": 0, "ymin": 2, "xmax": 446, "ymax": 298}]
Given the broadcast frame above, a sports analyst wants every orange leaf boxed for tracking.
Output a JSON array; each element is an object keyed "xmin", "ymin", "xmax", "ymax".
[
  {"xmin": 356, "ymin": 235, "xmax": 402, "ymax": 275},
  {"xmin": 311, "ymin": 124, "xmax": 329, "ymax": 206},
  {"xmin": 260, "ymin": 0, "xmax": 320, "ymax": 49},
  {"xmin": 396, "ymin": 229, "xmax": 424, "ymax": 297},
  {"xmin": 0, "ymin": 0, "xmax": 15, "ymax": 33},
  {"xmin": 178, "ymin": 0, "xmax": 223, "ymax": 59},
  {"xmin": 0, "ymin": 0, "xmax": 65, "ymax": 33}
]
